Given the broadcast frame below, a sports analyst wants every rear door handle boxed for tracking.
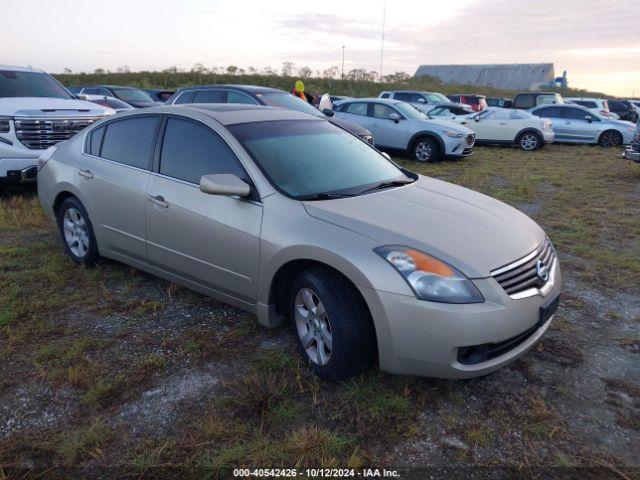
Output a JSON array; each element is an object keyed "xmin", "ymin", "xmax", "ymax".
[
  {"xmin": 78, "ymin": 169, "xmax": 94, "ymax": 179},
  {"xmin": 147, "ymin": 194, "xmax": 168, "ymax": 208}
]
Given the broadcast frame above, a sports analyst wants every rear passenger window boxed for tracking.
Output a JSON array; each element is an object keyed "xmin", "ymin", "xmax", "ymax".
[
  {"xmin": 174, "ymin": 91, "xmax": 196, "ymax": 104},
  {"xmin": 515, "ymin": 94, "xmax": 535, "ymax": 109},
  {"xmin": 380, "ymin": 93, "xmax": 390, "ymax": 99},
  {"xmin": 100, "ymin": 116, "xmax": 159, "ymax": 169},
  {"xmin": 88, "ymin": 126, "xmax": 105, "ymax": 155},
  {"xmin": 194, "ymin": 90, "xmax": 227, "ymax": 103},
  {"xmin": 160, "ymin": 117, "xmax": 248, "ymax": 185},
  {"xmin": 344, "ymin": 103, "xmax": 368, "ymax": 116},
  {"xmin": 227, "ymin": 91, "xmax": 256, "ymax": 104}
]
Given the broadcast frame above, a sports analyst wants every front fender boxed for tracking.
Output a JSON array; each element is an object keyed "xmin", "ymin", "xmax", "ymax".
[{"xmin": 407, "ymin": 130, "xmax": 445, "ymax": 153}]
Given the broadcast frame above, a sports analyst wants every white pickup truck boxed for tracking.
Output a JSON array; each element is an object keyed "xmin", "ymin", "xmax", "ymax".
[{"xmin": 0, "ymin": 65, "xmax": 114, "ymax": 184}]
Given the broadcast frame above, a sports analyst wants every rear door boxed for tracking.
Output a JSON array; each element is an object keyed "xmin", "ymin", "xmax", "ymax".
[
  {"xmin": 334, "ymin": 101, "xmax": 372, "ymax": 132},
  {"xmin": 79, "ymin": 115, "xmax": 160, "ymax": 260},
  {"xmin": 145, "ymin": 115, "xmax": 262, "ymax": 302},
  {"xmin": 532, "ymin": 106, "xmax": 565, "ymax": 139}
]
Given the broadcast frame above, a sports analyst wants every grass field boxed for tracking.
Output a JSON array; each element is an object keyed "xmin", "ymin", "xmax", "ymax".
[{"xmin": 0, "ymin": 145, "xmax": 639, "ymax": 479}]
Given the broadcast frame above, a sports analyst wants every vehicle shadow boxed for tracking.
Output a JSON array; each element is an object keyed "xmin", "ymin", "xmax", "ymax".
[{"xmin": 0, "ymin": 183, "xmax": 37, "ymax": 200}]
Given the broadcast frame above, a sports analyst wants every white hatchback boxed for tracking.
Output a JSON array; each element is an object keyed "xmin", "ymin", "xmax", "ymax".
[{"xmin": 458, "ymin": 108, "xmax": 554, "ymax": 151}]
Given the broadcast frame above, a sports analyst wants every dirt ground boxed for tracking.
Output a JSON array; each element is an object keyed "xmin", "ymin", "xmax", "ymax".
[{"xmin": 0, "ymin": 145, "xmax": 639, "ymax": 480}]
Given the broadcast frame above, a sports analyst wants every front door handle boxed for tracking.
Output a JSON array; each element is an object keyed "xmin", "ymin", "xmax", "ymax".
[
  {"xmin": 147, "ymin": 194, "xmax": 168, "ymax": 208},
  {"xmin": 78, "ymin": 169, "xmax": 94, "ymax": 179},
  {"xmin": 498, "ymin": 122, "xmax": 507, "ymax": 126}
]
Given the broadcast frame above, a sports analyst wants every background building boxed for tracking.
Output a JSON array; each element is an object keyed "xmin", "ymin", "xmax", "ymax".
[{"xmin": 414, "ymin": 63, "xmax": 567, "ymax": 91}]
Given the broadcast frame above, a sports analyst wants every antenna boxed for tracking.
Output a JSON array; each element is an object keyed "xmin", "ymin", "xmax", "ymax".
[{"xmin": 379, "ymin": 0, "xmax": 386, "ymax": 81}]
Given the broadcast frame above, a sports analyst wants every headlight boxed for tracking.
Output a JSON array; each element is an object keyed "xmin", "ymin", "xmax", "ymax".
[
  {"xmin": 375, "ymin": 246, "xmax": 484, "ymax": 304},
  {"xmin": 443, "ymin": 130, "xmax": 464, "ymax": 138},
  {"xmin": 0, "ymin": 116, "xmax": 11, "ymax": 133}
]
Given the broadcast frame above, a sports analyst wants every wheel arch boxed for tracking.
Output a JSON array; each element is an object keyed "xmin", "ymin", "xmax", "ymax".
[
  {"xmin": 408, "ymin": 130, "xmax": 445, "ymax": 154},
  {"xmin": 513, "ymin": 127, "xmax": 543, "ymax": 144}
]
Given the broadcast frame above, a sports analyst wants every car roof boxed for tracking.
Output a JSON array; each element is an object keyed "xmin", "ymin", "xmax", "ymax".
[
  {"xmin": 340, "ymin": 97, "xmax": 404, "ymax": 105},
  {"xmin": 79, "ymin": 85, "xmax": 143, "ymax": 89},
  {"xmin": 112, "ymin": 103, "xmax": 320, "ymax": 126},
  {"xmin": 175, "ymin": 84, "xmax": 285, "ymax": 94},
  {"xmin": 0, "ymin": 65, "xmax": 46, "ymax": 73},
  {"xmin": 430, "ymin": 101, "xmax": 474, "ymax": 109},
  {"xmin": 532, "ymin": 103, "xmax": 588, "ymax": 112}
]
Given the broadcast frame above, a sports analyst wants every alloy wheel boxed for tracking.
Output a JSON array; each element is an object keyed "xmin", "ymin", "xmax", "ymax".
[
  {"xmin": 294, "ymin": 287, "xmax": 333, "ymax": 366},
  {"xmin": 415, "ymin": 141, "xmax": 433, "ymax": 162},
  {"xmin": 600, "ymin": 130, "xmax": 621, "ymax": 148},
  {"xmin": 520, "ymin": 134, "xmax": 538, "ymax": 151},
  {"xmin": 63, "ymin": 208, "xmax": 90, "ymax": 258}
]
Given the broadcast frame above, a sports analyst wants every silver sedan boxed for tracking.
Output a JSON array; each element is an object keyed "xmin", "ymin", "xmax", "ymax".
[{"xmin": 38, "ymin": 104, "xmax": 561, "ymax": 381}]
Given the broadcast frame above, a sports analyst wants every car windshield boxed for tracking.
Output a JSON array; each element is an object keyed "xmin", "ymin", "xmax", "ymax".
[
  {"xmin": 258, "ymin": 92, "xmax": 323, "ymax": 117},
  {"xmin": 229, "ymin": 120, "xmax": 409, "ymax": 199},
  {"xmin": 0, "ymin": 70, "xmax": 72, "ymax": 99},
  {"xmin": 427, "ymin": 93, "xmax": 449, "ymax": 102},
  {"xmin": 112, "ymin": 88, "xmax": 154, "ymax": 102},
  {"xmin": 393, "ymin": 102, "xmax": 427, "ymax": 120}
]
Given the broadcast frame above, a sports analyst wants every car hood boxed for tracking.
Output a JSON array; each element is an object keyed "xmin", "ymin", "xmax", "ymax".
[
  {"xmin": 303, "ymin": 175, "xmax": 545, "ymax": 278},
  {"xmin": 413, "ymin": 117, "xmax": 474, "ymax": 134},
  {"xmin": 328, "ymin": 116, "xmax": 372, "ymax": 137},
  {"xmin": 0, "ymin": 97, "xmax": 114, "ymax": 116}
]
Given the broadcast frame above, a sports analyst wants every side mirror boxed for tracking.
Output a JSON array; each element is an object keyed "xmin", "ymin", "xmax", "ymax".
[
  {"xmin": 389, "ymin": 113, "xmax": 401, "ymax": 123},
  {"xmin": 381, "ymin": 152, "xmax": 391, "ymax": 161},
  {"xmin": 417, "ymin": 98, "xmax": 426, "ymax": 103},
  {"xmin": 585, "ymin": 115, "xmax": 592, "ymax": 123},
  {"xmin": 322, "ymin": 108, "xmax": 335, "ymax": 117},
  {"xmin": 200, "ymin": 174, "xmax": 251, "ymax": 197}
]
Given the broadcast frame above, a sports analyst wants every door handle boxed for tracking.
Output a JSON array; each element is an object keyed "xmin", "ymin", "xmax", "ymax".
[
  {"xmin": 498, "ymin": 122, "xmax": 507, "ymax": 126},
  {"xmin": 147, "ymin": 194, "xmax": 168, "ymax": 208},
  {"xmin": 564, "ymin": 121, "xmax": 571, "ymax": 124},
  {"xmin": 78, "ymin": 169, "xmax": 94, "ymax": 179}
]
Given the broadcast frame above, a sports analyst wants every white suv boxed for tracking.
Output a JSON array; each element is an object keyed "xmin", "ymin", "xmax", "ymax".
[
  {"xmin": 0, "ymin": 65, "xmax": 114, "ymax": 184},
  {"xmin": 565, "ymin": 97, "xmax": 618, "ymax": 119}
]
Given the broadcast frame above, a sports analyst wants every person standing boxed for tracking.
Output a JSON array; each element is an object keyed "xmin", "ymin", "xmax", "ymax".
[{"xmin": 291, "ymin": 80, "xmax": 312, "ymax": 104}]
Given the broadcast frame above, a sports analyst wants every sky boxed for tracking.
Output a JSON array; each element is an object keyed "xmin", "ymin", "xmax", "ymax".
[{"xmin": 2, "ymin": 0, "xmax": 639, "ymax": 96}]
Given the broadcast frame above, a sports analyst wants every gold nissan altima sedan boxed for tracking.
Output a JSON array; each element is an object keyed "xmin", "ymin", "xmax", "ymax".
[{"xmin": 38, "ymin": 104, "xmax": 561, "ymax": 381}]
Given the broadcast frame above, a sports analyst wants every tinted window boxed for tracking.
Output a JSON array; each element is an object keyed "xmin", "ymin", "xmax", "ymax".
[
  {"xmin": 96, "ymin": 88, "xmax": 111, "ymax": 96},
  {"xmin": 563, "ymin": 107, "xmax": 594, "ymax": 120},
  {"xmin": 608, "ymin": 100, "xmax": 624, "ymax": 111},
  {"xmin": 573, "ymin": 100, "xmax": 597, "ymax": 109},
  {"xmin": 533, "ymin": 106, "xmax": 563, "ymax": 118},
  {"xmin": 372, "ymin": 104, "xmax": 397, "ymax": 119},
  {"xmin": 515, "ymin": 94, "xmax": 535, "ymax": 109},
  {"xmin": 380, "ymin": 92, "xmax": 390, "ymax": 99},
  {"xmin": 160, "ymin": 117, "xmax": 247, "ymax": 184},
  {"xmin": 88, "ymin": 126, "xmax": 105, "ymax": 156},
  {"xmin": 194, "ymin": 90, "xmax": 227, "ymax": 103},
  {"xmin": 227, "ymin": 91, "xmax": 257, "ymax": 104},
  {"xmin": 394, "ymin": 92, "xmax": 412, "ymax": 102},
  {"xmin": 83, "ymin": 87, "xmax": 100, "ymax": 94},
  {"xmin": 344, "ymin": 103, "xmax": 368, "ymax": 116},
  {"xmin": 174, "ymin": 91, "xmax": 196, "ymax": 104},
  {"xmin": 100, "ymin": 116, "xmax": 159, "ymax": 169},
  {"xmin": 112, "ymin": 88, "xmax": 154, "ymax": 103}
]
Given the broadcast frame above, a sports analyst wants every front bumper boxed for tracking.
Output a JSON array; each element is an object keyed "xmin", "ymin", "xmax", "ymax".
[
  {"xmin": 623, "ymin": 146, "xmax": 640, "ymax": 163},
  {"xmin": 0, "ymin": 157, "xmax": 39, "ymax": 183},
  {"xmin": 360, "ymin": 260, "xmax": 562, "ymax": 378}
]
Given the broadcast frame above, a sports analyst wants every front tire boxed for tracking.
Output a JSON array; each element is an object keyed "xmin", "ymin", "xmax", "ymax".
[
  {"xmin": 412, "ymin": 137, "xmax": 439, "ymax": 162},
  {"xmin": 288, "ymin": 268, "xmax": 376, "ymax": 381},
  {"xmin": 598, "ymin": 130, "xmax": 623, "ymax": 148},
  {"xmin": 517, "ymin": 132, "xmax": 541, "ymax": 151},
  {"xmin": 57, "ymin": 196, "xmax": 100, "ymax": 266}
]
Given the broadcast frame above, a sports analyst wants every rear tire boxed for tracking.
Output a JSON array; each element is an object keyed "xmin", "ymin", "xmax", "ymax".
[
  {"xmin": 598, "ymin": 130, "xmax": 623, "ymax": 148},
  {"xmin": 412, "ymin": 137, "xmax": 439, "ymax": 162},
  {"xmin": 517, "ymin": 132, "xmax": 541, "ymax": 151},
  {"xmin": 57, "ymin": 196, "xmax": 100, "ymax": 266},
  {"xmin": 288, "ymin": 267, "xmax": 376, "ymax": 381}
]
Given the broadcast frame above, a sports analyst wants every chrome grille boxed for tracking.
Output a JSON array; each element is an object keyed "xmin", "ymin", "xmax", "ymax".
[
  {"xmin": 492, "ymin": 239, "xmax": 556, "ymax": 297},
  {"xmin": 14, "ymin": 117, "xmax": 100, "ymax": 150}
]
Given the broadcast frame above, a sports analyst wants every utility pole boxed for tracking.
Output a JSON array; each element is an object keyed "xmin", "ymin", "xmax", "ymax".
[
  {"xmin": 379, "ymin": 0, "xmax": 386, "ymax": 82},
  {"xmin": 341, "ymin": 45, "xmax": 345, "ymax": 80}
]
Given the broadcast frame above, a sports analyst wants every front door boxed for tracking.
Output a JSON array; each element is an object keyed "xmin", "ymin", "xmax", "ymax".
[
  {"xmin": 367, "ymin": 103, "xmax": 409, "ymax": 149},
  {"xmin": 145, "ymin": 116, "xmax": 262, "ymax": 302}
]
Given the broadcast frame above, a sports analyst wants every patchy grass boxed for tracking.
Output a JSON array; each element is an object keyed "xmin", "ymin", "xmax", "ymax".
[{"xmin": 1, "ymin": 145, "xmax": 639, "ymax": 477}]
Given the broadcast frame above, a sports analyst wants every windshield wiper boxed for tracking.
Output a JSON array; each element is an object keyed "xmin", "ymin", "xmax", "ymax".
[
  {"xmin": 357, "ymin": 179, "xmax": 414, "ymax": 195},
  {"xmin": 301, "ymin": 192, "xmax": 357, "ymax": 201}
]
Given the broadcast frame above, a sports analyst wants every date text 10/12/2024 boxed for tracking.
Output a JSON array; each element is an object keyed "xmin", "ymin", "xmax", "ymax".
[{"xmin": 233, "ymin": 468, "xmax": 401, "ymax": 478}]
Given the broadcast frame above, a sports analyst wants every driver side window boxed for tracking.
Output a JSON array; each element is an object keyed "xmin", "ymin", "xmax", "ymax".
[{"xmin": 371, "ymin": 104, "xmax": 398, "ymax": 119}]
